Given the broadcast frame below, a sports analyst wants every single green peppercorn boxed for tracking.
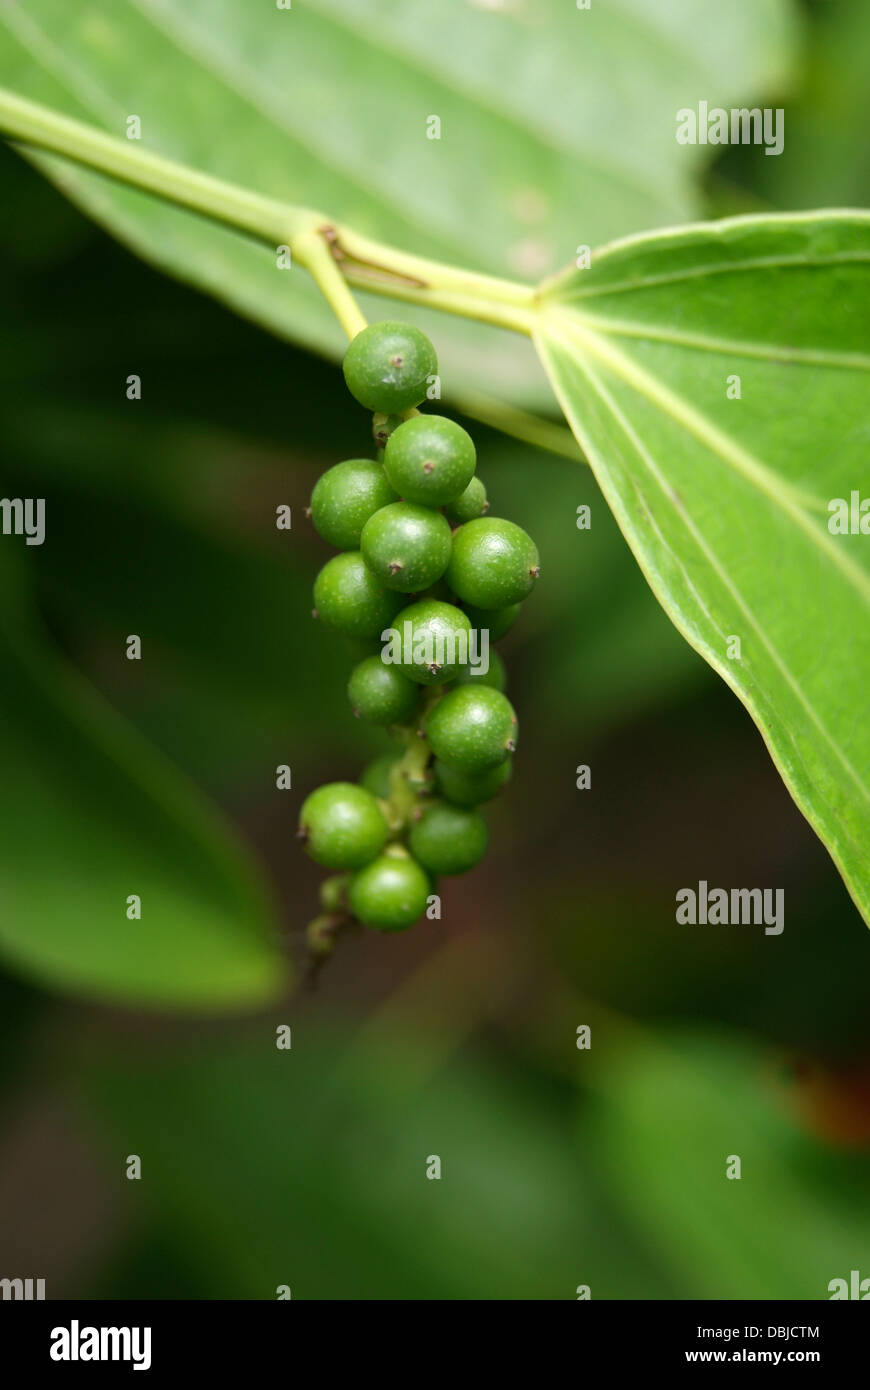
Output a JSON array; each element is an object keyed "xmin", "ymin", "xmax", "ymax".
[
  {"xmin": 425, "ymin": 685, "xmax": 517, "ymax": 773},
  {"xmin": 347, "ymin": 654, "xmax": 420, "ymax": 725},
  {"xmin": 348, "ymin": 847, "xmax": 430, "ymax": 930},
  {"xmin": 359, "ymin": 753, "xmax": 399, "ymax": 800},
  {"xmin": 310, "ymin": 458, "xmax": 398, "ymax": 551},
  {"xmin": 343, "ymin": 321, "xmax": 437, "ymax": 414},
  {"xmin": 463, "ymin": 602, "xmax": 522, "ymax": 642},
  {"xmin": 298, "ymin": 782, "xmax": 389, "ymax": 870},
  {"xmin": 360, "ymin": 501, "xmax": 453, "ymax": 593},
  {"xmin": 434, "ymin": 757, "xmax": 512, "ymax": 807},
  {"xmin": 409, "ymin": 801, "xmax": 489, "ymax": 875},
  {"xmin": 313, "ymin": 552, "xmax": 404, "ymax": 639},
  {"xmin": 445, "ymin": 475, "xmax": 488, "ymax": 524},
  {"xmin": 455, "ymin": 648, "xmax": 506, "ymax": 692},
  {"xmin": 446, "ymin": 517, "xmax": 540, "ymax": 609},
  {"xmin": 384, "ymin": 415, "xmax": 476, "ymax": 507},
  {"xmin": 389, "ymin": 598, "xmax": 472, "ymax": 685}
]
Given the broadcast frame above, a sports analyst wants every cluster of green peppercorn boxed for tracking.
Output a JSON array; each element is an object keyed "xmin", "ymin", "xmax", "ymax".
[{"xmin": 299, "ymin": 320, "xmax": 539, "ymax": 946}]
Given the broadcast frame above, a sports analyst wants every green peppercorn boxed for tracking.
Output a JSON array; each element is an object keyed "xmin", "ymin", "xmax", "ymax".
[
  {"xmin": 384, "ymin": 415, "xmax": 476, "ymax": 507},
  {"xmin": 359, "ymin": 753, "xmax": 399, "ymax": 800},
  {"xmin": 425, "ymin": 685, "xmax": 517, "ymax": 773},
  {"xmin": 389, "ymin": 598, "xmax": 472, "ymax": 685},
  {"xmin": 310, "ymin": 458, "xmax": 398, "ymax": 551},
  {"xmin": 347, "ymin": 654, "xmax": 420, "ymax": 725},
  {"xmin": 446, "ymin": 517, "xmax": 540, "ymax": 609},
  {"xmin": 343, "ymin": 321, "xmax": 437, "ymax": 414},
  {"xmin": 298, "ymin": 782, "xmax": 389, "ymax": 870},
  {"xmin": 455, "ymin": 648, "xmax": 506, "ymax": 692},
  {"xmin": 409, "ymin": 801, "xmax": 488, "ymax": 875},
  {"xmin": 360, "ymin": 501, "xmax": 453, "ymax": 592},
  {"xmin": 348, "ymin": 848, "xmax": 431, "ymax": 930},
  {"xmin": 445, "ymin": 475, "xmax": 488, "ymax": 524},
  {"xmin": 462, "ymin": 602, "xmax": 522, "ymax": 642},
  {"xmin": 313, "ymin": 551, "xmax": 404, "ymax": 639},
  {"xmin": 434, "ymin": 757, "xmax": 512, "ymax": 807}
]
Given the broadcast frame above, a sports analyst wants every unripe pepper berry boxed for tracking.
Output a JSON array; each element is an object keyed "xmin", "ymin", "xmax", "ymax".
[
  {"xmin": 425, "ymin": 685, "xmax": 517, "ymax": 773},
  {"xmin": 347, "ymin": 654, "xmax": 420, "ymax": 725},
  {"xmin": 389, "ymin": 598, "xmax": 472, "ymax": 685},
  {"xmin": 342, "ymin": 321, "xmax": 438, "ymax": 414},
  {"xmin": 348, "ymin": 847, "xmax": 430, "ymax": 930},
  {"xmin": 310, "ymin": 458, "xmax": 397, "ymax": 551},
  {"xmin": 446, "ymin": 517, "xmax": 540, "ymax": 609},
  {"xmin": 455, "ymin": 648, "xmax": 506, "ymax": 692},
  {"xmin": 360, "ymin": 501, "xmax": 452, "ymax": 593},
  {"xmin": 463, "ymin": 601, "xmax": 522, "ymax": 642},
  {"xmin": 409, "ymin": 801, "xmax": 488, "ymax": 875},
  {"xmin": 444, "ymin": 475, "xmax": 488, "ymax": 524},
  {"xmin": 434, "ymin": 757, "xmax": 512, "ymax": 807},
  {"xmin": 359, "ymin": 753, "xmax": 399, "ymax": 800},
  {"xmin": 298, "ymin": 782, "xmax": 389, "ymax": 870},
  {"xmin": 313, "ymin": 551, "xmax": 403, "ymax": 639},
  {"xmin": 384, "ymin": 415, "xmax": 476, "ymax": 507}
]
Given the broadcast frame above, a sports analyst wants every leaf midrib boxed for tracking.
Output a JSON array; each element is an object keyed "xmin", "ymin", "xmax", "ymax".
[
  {"xmin": 544, "ymin": 307, "xmax": 870, "ymax": 606},
  {"xmin": 563, "ymin": 313, "xmax": 870, "ymax": 372},
  {"xmin": 538, "ymin": 324, "xmax": 870, "ymax": 838}
]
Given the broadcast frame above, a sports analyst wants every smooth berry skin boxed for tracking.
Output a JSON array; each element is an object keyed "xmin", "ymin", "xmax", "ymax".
[
  {"xmin": 313, "ymin": 552, "xmax": 403, "ymax": 639},
  {"xmin": 434, "ymin": 757, "xmax": 511, "ymax": 807},
  {"xmin": 348, "ymin": 655, "xmax": 420, "ymax": 725},
  {"xmin": 384, "ymin": 415, "xmax": 476, "ymax": 507},
  {"xmin": 425, "ymin": 685, "xmax": 517, "ymax": 773},
  {"xmin": 298, "ymin": 782, "xmax": 388, "ymax": 870},
  {"xmin": 343, "ymin": 322, "xmax": 437, "ymax": 414},
  {"xmin": 455, "ymin": 648, "xmax": 506, "ymax": 693},
  {"xmin": 445, "ymin": 476, "xmax": 488, "ymax": 524},
  {"xmin": 359, "ymin": 753, "xmax": 398, "ymax": 800},
  {"xmin": 446, "ymin": 517, "xmax": 539, "ymax": 609},
  {"xmin": 463, "ymin": 602, "xmax": 522, "ymax": 642},
  {"xmin": 390, "ymin": 599, "xmax": 472, "ymax": 685},
  {"xmin": 360, "ymin": 502, "xmax": 452, "ymax": 593},
  {"xmin": 348, "ymin": 850, "xmax": 430, "ymax": 930},
  {"xmin": 310, "ymin": 459, "xmax": 397, "ymax": 551},
  {"xmin": 409, "ymin": 801, "xmax": 488, "ymax": 876}
]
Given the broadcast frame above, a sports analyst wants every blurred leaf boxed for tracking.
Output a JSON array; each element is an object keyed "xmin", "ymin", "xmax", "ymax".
[
  {"xmin": 0, "ymin": 550, "xmax": 288, "ymax": 1010},
  {"xmin": 589, "ymin": 1030, "xmax": 870, "ymax": 1297},
  {"xmin": 747, "ymin": 0, "xmax": 870, "ymax": 211},
  {"xmin": 81, "ymin": 1024, "xmax": 669, "ymax": 1299},
  {"xmin": 535, "ymin": 212, "xmax": 870, "ymax": 926},
  {"xmin": 0, "ymin": 0, "xmax": 796, "ymax": 410}
]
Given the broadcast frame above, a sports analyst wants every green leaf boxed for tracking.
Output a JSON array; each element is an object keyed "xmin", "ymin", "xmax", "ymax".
[
  {"xmin": 588, "ymin": 1030, "xmax": 870, "ymax": 1298},
  {"xmin": 534, "ymin": 211, "xmax": 870, "ymax": 925},
  {"xmin": 0, "ymin": 551, "xmax": 288, "ymax": 1009},
  {"xmin": 0, "ymin": 0, "xmax": 796, "ymax": 410},
  {"xmin": 81, "ymin": 1027, "xmax": 663, "ymax": 1299},
  {"xmin": 750, "ymin": 0, "xmax": 870, "ymax": 212}
]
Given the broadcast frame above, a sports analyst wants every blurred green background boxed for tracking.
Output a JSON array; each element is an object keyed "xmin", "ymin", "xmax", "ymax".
[{"xmin": 0, "ymin": 0, "xmax": 868, "ymax": 1300}]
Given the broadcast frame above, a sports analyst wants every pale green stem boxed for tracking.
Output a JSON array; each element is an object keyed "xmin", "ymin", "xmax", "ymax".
[
  {"xmin": 0, "ymin": 87, "xmax": 318, "ymax": 244},
  {"xmin": 293, "ymin": 229, "xmax": 368, "ymax": 341},
  {"xmin": 0, "ymin": 87, "xmax": 534, "ymax": 332},
  {"xmin": 0, "ymin": 87, "xmax": 584, "ymax": 452},
  {"xmin": 452, "ymin": 389, "xmax": 587, "ymax": 463}
]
